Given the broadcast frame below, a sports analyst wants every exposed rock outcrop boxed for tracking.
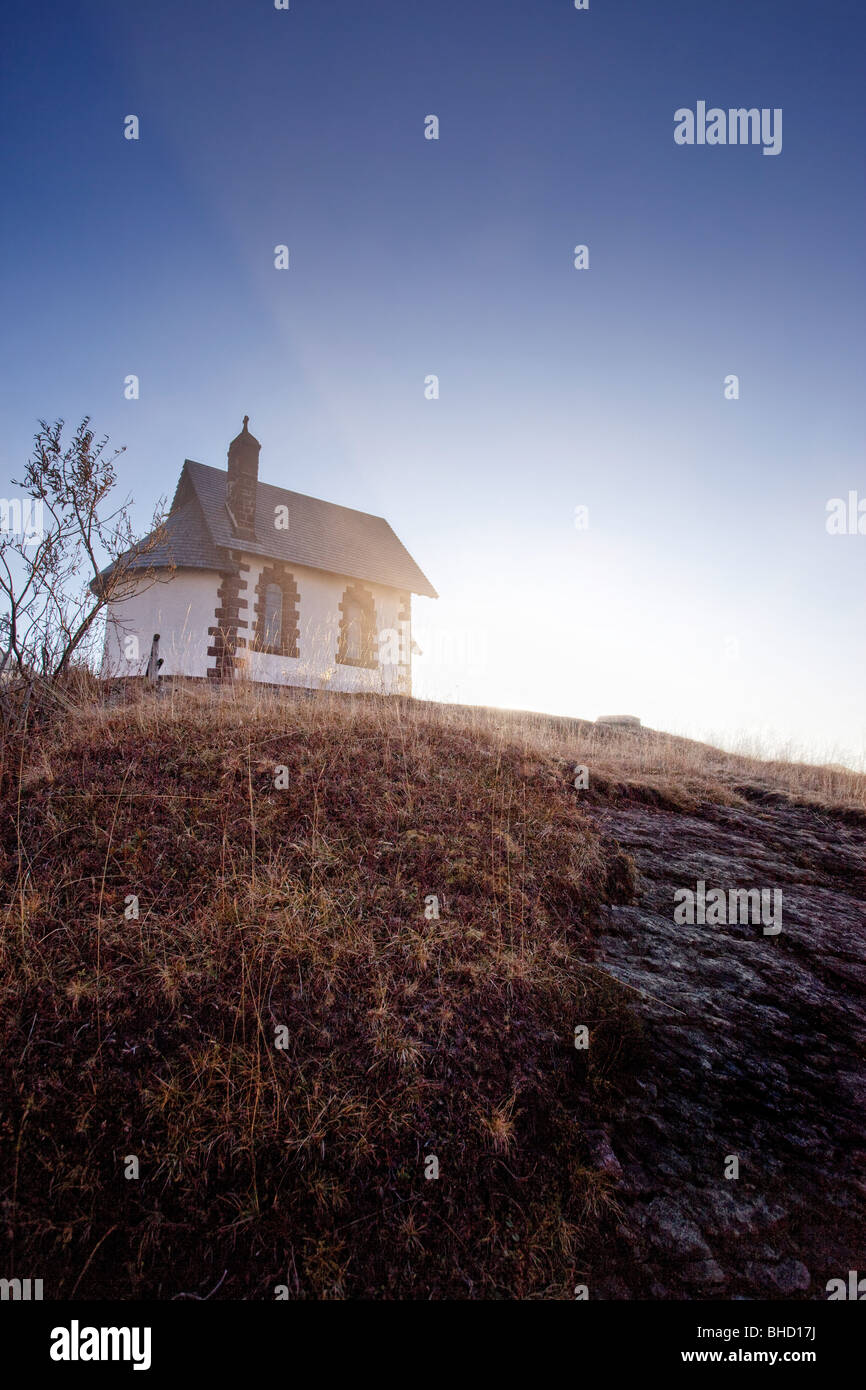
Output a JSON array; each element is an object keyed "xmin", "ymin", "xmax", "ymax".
[{"xmin": 584, "ymin": 791, "xmax": 866, "ymax": 1299}]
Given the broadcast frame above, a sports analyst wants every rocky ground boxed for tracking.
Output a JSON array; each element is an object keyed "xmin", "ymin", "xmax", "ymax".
[{"xmin": 583, "ymin": 785, "xmax": 866, "ymax": 1300}]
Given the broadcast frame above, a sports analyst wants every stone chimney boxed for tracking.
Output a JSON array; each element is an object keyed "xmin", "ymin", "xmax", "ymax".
[{"xmin": 225, "ymin": 416, "xmax": 259, "ymax": 540}]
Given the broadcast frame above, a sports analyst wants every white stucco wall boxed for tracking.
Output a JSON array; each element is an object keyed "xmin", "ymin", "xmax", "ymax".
[
  {"xmin": 101, "ymin": 570, "xmax": 217, "ymax": 678},
  {"xmin": 238, "ymin": 559, "xmax": 411, "ymax": 694},
  {"xmin": 100, "ymin": 559, "xmax": 412, "ymax": 693}
]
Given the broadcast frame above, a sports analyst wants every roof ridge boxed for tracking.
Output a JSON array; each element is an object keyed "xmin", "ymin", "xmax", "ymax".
[
  {"xmin": 168, "ymin": 459, "xmax": 438, "ymax": 598},
  {"xmin": 183, "ymin": 458, "xmax": 390, "ymax": 526}
]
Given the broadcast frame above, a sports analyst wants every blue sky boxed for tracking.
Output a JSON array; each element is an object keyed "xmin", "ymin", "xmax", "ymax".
[{"xmin": 2, "ymin": 0, "xmax": 864, "ymax": 762}]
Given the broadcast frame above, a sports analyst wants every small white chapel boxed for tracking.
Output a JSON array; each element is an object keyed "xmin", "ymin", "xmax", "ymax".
[{"xmin": 98, "ymin": 418, "xmax": 437, "ymax": 694}]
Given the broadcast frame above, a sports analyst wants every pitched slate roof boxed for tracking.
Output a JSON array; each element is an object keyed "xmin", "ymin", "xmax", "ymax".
[
  {"xmin": 102, "ymin": 459, "xmax": 438, "ymax": 598},
  {"xmin": 133, "ymin": 495, "xmax": 225, "ymax": 571}
]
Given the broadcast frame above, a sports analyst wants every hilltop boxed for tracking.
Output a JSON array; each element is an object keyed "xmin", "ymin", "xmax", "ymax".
[{"xmin": 1, "ymin": 685, "xmax": 863, "ymax": 1298}]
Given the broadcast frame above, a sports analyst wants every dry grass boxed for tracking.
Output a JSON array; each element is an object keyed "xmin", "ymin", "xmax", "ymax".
[
  {"xmin": 416, "ymin": 697, "xmax": 866, "ymax": 815},
  {"xmin": 92, "ymin": 679, "xmax": 866, "ymax": 810},
  {"xmin": 0, "ymin": 681, "xmax": 859, "ymax": 1300},
  {"xmin": 0, "ymin": 682, "xmax": 644, "ymax": 1300}
]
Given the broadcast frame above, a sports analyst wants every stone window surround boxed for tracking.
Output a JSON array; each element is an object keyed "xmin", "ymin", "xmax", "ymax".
[
  {"xmin": 251, "ymin": 563, "xmax": 300, "ymax": 658},
  {"xmin": 337, "ymin": 582, "xmax": 378, "ymax": 669}
]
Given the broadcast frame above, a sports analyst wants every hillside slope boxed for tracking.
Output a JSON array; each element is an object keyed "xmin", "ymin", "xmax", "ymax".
[{"xmin": 0, "ymin": 687, "xmax": 863, "ymax": 1299}]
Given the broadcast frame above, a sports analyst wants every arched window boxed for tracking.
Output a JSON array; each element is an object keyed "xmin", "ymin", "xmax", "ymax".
[
  {"xmin": 337, "ymin": 584, "xmax": 376, "ymax": 668},
  {"xmin": 263, "ymin": 582, "xmax": 283, "ymax": 649},
  {"xmin": 343, "ymin": 597, "xmax": 364, "ymax": 663},
  {"xmin": 253, "ymin": 567, "xmax": 299, "ymax": 657}
]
